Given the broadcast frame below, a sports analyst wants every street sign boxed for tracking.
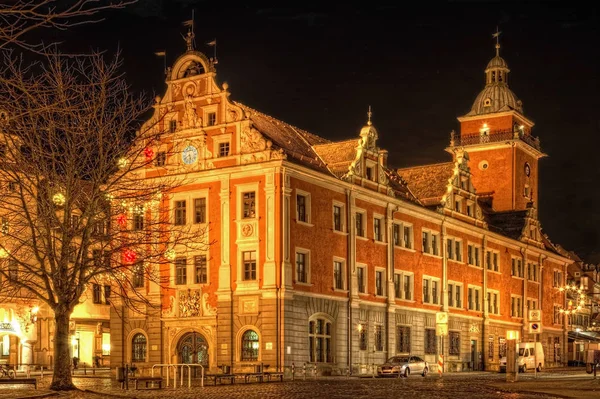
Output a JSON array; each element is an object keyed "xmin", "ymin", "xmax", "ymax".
[
  {"xmin": 529, "ymin": 322, "xmax": 542, "ymax": 334},
  {"xmin": 436, "ymin": 323, "xmax": 448, "ymax": 336},
  {"xmin": 528, "ymin": 309, "xmax": 542, "ymax": 322},
  {"xmin": 436, "ymin": 311, "xmax": 448, "ymax": 324}
]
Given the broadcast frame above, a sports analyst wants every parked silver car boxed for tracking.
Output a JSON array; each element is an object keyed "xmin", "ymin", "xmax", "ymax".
[{"xmin": 377, "ymin": 355, "xmax": 429, "ymax": 378}]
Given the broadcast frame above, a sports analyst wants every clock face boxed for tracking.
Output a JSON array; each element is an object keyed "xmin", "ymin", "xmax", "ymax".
[{"xmin": 181, "ymin": 145, "xmax": 198, "ymax": 165}]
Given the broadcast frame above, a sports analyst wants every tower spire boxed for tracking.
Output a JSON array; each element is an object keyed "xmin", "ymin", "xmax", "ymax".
[
  {"xmin": 492, "ymin": 26, "xmax": 502, "ymax": 57},
  {"xmin": 367, "ymin": 105, "xmax": 372, "ymax": 126}
]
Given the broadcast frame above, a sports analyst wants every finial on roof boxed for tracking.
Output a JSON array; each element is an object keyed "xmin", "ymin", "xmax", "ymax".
[
  {"xmin": 182, "ymin": 10, "xmax": 196, "ymax": 52},
  {"xmin": 492, "ymin": 26, "xmax": 502, "ymax": 57},
  {"xmin": 367, "ymin": 105, "xmax": 372, "ymax": 126}
]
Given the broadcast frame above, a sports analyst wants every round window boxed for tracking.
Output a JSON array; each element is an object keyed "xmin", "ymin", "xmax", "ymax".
[{"xmin": 478, "ymin": 160, "xmax": 489, "ymax": 171}]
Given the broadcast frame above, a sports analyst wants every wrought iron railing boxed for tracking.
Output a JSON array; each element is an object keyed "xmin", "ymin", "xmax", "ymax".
[{"xmin": 450, "ymin": 129, "xmax": 542, "ymax": 152}]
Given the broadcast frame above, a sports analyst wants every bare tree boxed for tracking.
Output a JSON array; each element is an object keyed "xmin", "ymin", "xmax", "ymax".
[
  {"xmin": 0, "ymin": 0, "xmax": 134, "ymax": 52},
  {"xmin": 0, "ymin": 52, "xmax": 209, "ymax": 390}
]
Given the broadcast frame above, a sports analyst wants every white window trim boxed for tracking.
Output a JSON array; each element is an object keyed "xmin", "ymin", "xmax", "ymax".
[
  {"xmin": 295, "ymin": 189, "xmax": 313, "ymax": 227},
  {"xmin": 373, "ymin": 213, "xmax": 385, "ymax": 243},
  {"xmin": 467, "ymin": 242, "xmax": 482, "ymax": 267},
  {"xmin": 466, "ymin": 200, "xmax": 475, "ymax": 217},
  {"xmin": 126, "ymin": 328, "xmax": 149, "ymax": 364},
  {"xmin": 213, "ymin": 132, "xmax": 233, "ymax": 158},
  {"xmin": 333, "ymin": 256, "xmax": 346, "ymax": 292},
  {"xmin": 510, "ymin": 295, "xmax": 523, "ymax": 318},
  {"xmin": 171, "ymin": 189, "xmax": 210, "ymax": 227},
  {"xmin": 487, "ymin": 289, "xmax": 500, "ymax": 315},
  {"xmin": 511, "ymin": 257, "xmax": 524, "ymax": 279},
  {"xmin": 526, "ymin": 297, "xmax": 539, "ymax": 311},
  {"xmin": 454, "ymin": 195, "xmax": 462, "ymax": 213},
  {"xmin": 354, "ymin": 208, "xmax": 367, "ymax": 240},
  {"xmin": 527, "ymin": 262, "xmax": 540, "ymax": 283},
  {"xmin": 237, "ymin": 244, "xmax": 259, "ymax": 291},
  {"xmin": 486, "ymin": 249, "xmax": 500, "ymax": 273},
  {"xmin": 152, "ymin": 144, "xmax": 169, "ymax": 167},
  {"xmin": 447, "ymin": 280, "xmax": 464, "ymax": 309},
  {"xmin": 203, "ymin": 105, "xmax": 218, "ymax": 127},
  {"xmin": 422, "ymin": 229, "xmax": 441, "ymax": 257},
  {"xmin": 374, "ymin": 267, "xmax": 386, "ymax": 297},
  {"xmin": 189, "ymin": 252, "xmax": 210, "ymax": 287},
  {"xmin": 236, "ymin": 326, "xmax": 262, "ymax": 363},
  {"xmin": 332, "ymin": 201, "xmax": 347, "ymax": 235},
  {"xmin": 394, "ymin": 270, "xmax": 414, "ymax": 302},
  {"xmin": 356, "ymin": 263, "xmax": 367, "ymax": 294},
  {"xmin": 422, "ymin": 275, "xmax": 441, "ymax": 305},
  {"xmin": 446, "ymin": 236, "xmax": 463, "ymax": 262},
  {"xmin": 237, "ymin": 182, "xmax": 259, "ymax": 221},
  {"xmin": 393, "ymin": 221, "xmax": 414, "ymax": 250},
  {"xmin": 295, "ymin": 247, "xmax": 312, "ymax": 286},
  {"xmin": 467, "ymin": 285, "xmax": 482, "ymax": 311},
  {"xmin": 365, "ymin": 159, "xmax": 377, "ymax": 182}
]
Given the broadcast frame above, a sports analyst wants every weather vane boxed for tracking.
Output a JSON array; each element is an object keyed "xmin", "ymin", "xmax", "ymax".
[
  {"xmin": 492, "ymin": 26, "xmax": 502, "ymax": 56},
  {"xmin": 182, "ymin": 10, "xmax": 196, "ymax": 52},
  {"xmin": 367, "ymin": 105, "xmax": 372, "ymax": 126}
]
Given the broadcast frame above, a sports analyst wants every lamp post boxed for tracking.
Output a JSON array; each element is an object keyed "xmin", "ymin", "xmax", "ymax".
[{"xmin": 506, "ymin": 330, "xmax": 519, "ymax": 382}]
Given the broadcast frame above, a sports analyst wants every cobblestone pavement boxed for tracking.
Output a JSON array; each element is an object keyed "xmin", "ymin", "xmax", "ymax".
[{"xmin": 1, "ymin": 370, "xmax": 600, "ymax": 399}]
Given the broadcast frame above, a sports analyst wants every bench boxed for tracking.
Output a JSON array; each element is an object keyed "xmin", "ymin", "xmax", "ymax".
[
  {"xmin": 130, "ymin": 376, "xmax": 163, "ymax": 390},
  {"xmin": 0, "ymin": 378, "xmax": 37, "ymax": 389},
  {"xmin": 263, "ymin": 372, "xmax": 284, "ymax": 382},
  {"xmin": 204, "ymin": 373, "xmax": 237, "ymax": 385},
  {"xmin": 243, "ymin": 372, "xmax": 264, "ymax": 383}
]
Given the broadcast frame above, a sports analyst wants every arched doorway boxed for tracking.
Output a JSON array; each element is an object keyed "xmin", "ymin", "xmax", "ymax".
[{"xmin": 177, "ymin": 332, "xmax": 208, "ymax": 376}]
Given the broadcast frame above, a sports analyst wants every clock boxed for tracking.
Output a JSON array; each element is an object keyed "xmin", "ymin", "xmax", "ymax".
[{"xmin": 181, "ymin": 145, "xmax": 198, "ymax": 165}]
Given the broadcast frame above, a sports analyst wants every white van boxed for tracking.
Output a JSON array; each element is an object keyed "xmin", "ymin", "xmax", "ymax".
[{"xmin": 499, "ymin": 342, "xmax": 544, "ymax": 372}]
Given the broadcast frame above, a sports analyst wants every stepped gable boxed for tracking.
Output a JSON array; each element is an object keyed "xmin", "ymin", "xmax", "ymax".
[
  {"xmin": 313, "ymin": 139, "xmax": 359, "ymax": 177},
  {"xmin": 235, "ymin": 102, "xmax": 331, "ymax": 173},
  {"xmin": 397, "ymin": 162, "xmax": 455, "ymax": 207}
]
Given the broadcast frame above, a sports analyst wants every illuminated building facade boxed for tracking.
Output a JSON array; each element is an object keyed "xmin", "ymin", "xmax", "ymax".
[{"xmin": 110, "ymin": 37, "xmax": 573, "ymax": 374}]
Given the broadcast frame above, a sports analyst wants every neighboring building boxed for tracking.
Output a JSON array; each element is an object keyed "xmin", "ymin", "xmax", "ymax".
[{"xmin": 110, "ymin": 34, "xmax": 576, "ymax": 374}]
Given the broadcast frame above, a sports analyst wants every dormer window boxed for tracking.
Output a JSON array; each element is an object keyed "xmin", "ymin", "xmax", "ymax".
[
  {"xmin": 466, "ymin": 202, "xmax": 474, "ymax": 217},
  {"xmin": 207, "ymin": 112, "xmax": 216, "ymax": 126},
  {"xmin": 483, "ymin": 98, "xmax": 492, "ymax": 107},
  {"xmin": 366, "ymin": 166, "xmax": 374, "ymax": 181}
]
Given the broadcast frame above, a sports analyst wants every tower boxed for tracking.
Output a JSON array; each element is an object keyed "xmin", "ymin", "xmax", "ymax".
[{"xmin": 447, "ymin": 33, "xmax": 546, "ymax": 212}]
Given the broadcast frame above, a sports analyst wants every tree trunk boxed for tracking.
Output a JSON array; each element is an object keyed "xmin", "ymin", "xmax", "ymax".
[{"xmin": 50, "ymin": 309, "xmax": 76, "ymax": 390}]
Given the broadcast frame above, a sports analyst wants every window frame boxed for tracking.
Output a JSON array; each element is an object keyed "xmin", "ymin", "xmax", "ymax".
[
  {"xmin": 467, "ymin": 285, "xmax": 482, "ymax": 311},
  {"xmin": 373, "ymin": 214, "xmax": 384, "ymax": 242},
  {"xmin": 375, "ymin": 268, "xmax": 385, "ymax": 297},
  {"xmin": 131, "ymin": 333, "xmax": 147, "ymax": 363},
  {"xmin": 448, "ymin": 281, "xmax": 463, "ymax": 308},
  {"xmin": 355, "ymin": 209, "xmax": 366, "ymax": 238},
  {"xmin": 422, "ymin": 275, "xmax": 441, "ymax": 305},
  {"xmin": 295, "ymin": 189, "xmax": 312, "ymax": 225},
  {"xmin": 396, "ymin": 325, "xmax": 411, "ymax": 353},
  {"xmin": 422, "ymin": 229, "xmax": 440, "ymax": 256},
  {"xmin": 487, "ymin": 289, "xmax": 500, "ymax": 315},
  {"xmin": 357, "ymin": 264, "xmax": 367, "ymax": 294},
  {"xmin": 309, "ymin": 317, "xmax": 334, "ymax": 363},
  {"xmin": 240, "ymin": 329, "xmax": 260, "ymax": 362},
  {"xmin": 295, "ymin": 248, "xmax": 311, "ymax": 285},
  {"xmin": 332, "ymin": 202, "xmax": 345, "ymax": 233},
  {"xmin": 333, "ymin": 258, "xmax": 345, "ymax": 291}
]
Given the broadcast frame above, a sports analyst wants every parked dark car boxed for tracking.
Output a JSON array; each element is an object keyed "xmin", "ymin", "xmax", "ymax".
[{"xmin": 377, "ymin": 355, "xmax": 429, "ymax": 378}]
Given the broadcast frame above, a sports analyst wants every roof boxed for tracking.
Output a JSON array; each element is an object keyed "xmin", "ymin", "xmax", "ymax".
[
  {"xmin": 235, "ymin": 102, "xmax": 331, "ymax": 173},
  {"xmin": 486, "ymin": 55, "xmax": 509, "ymax": 71},
  {"xmin": 396, "ymin": 162, "xmax": 454, "ymax": 206},
  {"xmin": 486, "ymin": 210, "xmax": 528, "ymax": 240},
  {"xmin": 313, "ymin": 139, "xmax": 358, "ymax": 177}
]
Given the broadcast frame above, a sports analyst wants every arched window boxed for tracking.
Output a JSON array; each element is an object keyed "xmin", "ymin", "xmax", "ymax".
[
  {"xmin": 308, "ymin": 318, "xmax": 333, "ymax": 363},
  {"xmin": 131, "ymin": 333, "xmax": 147, "ymax": 362},
  {"xmin": 241, "ymin": 330, "xmax": 259, "ymax": 361}
]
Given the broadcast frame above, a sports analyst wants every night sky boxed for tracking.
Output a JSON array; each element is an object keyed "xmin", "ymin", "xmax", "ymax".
[{"xmin": 57, "ymin": 1, "xmax": 598, "ymax": 261}]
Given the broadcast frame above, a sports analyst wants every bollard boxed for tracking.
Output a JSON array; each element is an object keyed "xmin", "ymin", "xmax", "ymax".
[
  {"xmin": 40, "ymin": 366, "xmax": 44, "ymax": 379},
  {"xmin": 292, "ymin": 363, "xmax": 295, "ymax": 381},
  {"xmin": 303, "ymin": 363, "xmax": 306, "ymax": 380},
  {"xmin": 84, "ymin": 364, "xmax": 87, "ymax": 375},
  {"xmin": 313, "ymin": 365, "xmax": 317, "ymax": 379}
]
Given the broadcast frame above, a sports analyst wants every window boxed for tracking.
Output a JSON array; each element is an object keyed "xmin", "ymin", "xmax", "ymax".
[
  {"xmin": 447, "ymin": 237, "xmax": 462, "ymax": 262},
  {"xmin": 355, "ymin": 212, "xmax": 364, "ymax": 237},
  {"xmin": 194, "ymin": 255, "xmax": 207, "ymax": 284},
  {"xmin": 553, "ymin": 305, "xmax": 562, "ymax": 324},
  {"xmin": 309, "ymin": 318, "xmax": 333, "ymax": 363},
  {"xmin": 468, "ymin": 286, "xmax": 482, "ymax": 311},
  {"xmin": 218, "ymin": 142, "xmax": 230, "ymax": 157},
  {"xmin": 175, "ymin": 258, "xmax": 187, "ymax": 285},
  {"xmin": 243, "ymin": 251, "xmax": 256, "ymax": 281},
  {"xmin": 133, "ymin": 214, "xmax": 144, "ymax": 231},
  {"xmin": 131, "ymin": 333, "xmax": 147, "ymax": 362},
  {"xmin": 296, "ymin": 251, "xmax": 308, "ymax": 283},
  {"xmin": 511, "ymin": 257, "xmax": 523, "ymax": 278},
  {"xmin": 467, "ymin": 244, "xmax": 481, "ymax": 266},
  {"xmin": 425, "ymin": 329, "xmax": 437, "ymax": 354},
  {"xmin": 397, "ymin": 326, "xmax": 411, "ymax": 353},
  {"xmin": 155, "ymin": 151, "xmax": 166, "ymax": 166},
  {"xmin": 422, "ymin": 230, "xmax": 439, "ymax": 255},
  {"xmin": 454, "ymin": 198, "xmax": 461, "ymax": 212},
  {"xmin": 375, "ymin": 270, "xmax": 384, "ymax": 296},
  {"xmin": 8, "ymin": 260, "xmax": 17, "ymax": 281},
  {"xmin": 174, "ymin": 200, "xmax": 186, "ymax": 225},
  {"xmin": 333, "ymin": 260, "xmax": 344, "ymax": 290},
  {"xmin": 423, "ymin": 276, "xmax": 440, "ymax": 305},
  {"xmin": 243, "ymin": 192, "xmax": 256, "ymax": 219},
  {"xmin": 359, "ymin": 324, "xmax": 368, "ymax": 351},
  {"xmin": 366, "ymin": 166, "xmax": 374, "ymax": 181},
  {"xmin": 133, "ymin": 262, "xmax": 145, "ymax": 288},
  {"xmin": 357, "ymin": 266, "xmax": 366, "ymax": 293},
  {"xmin": 8, "ymin": 181, "xmax": 17, "ymax": 192},
  {"xmin": 528, "ymin": 263, "xmax": 539, "ymax": 282},
  {"xmin": 71, "ymin": 214, "xmax": 80, "ymax": 229},
  {"xmin": 241, "ymin": 330, "xmax": 259, "ymax": 361},
  {"xmin": 499, "ymin": 337, "xmax": 507, "ymax": 359},
  {"xmin": 488, "ymin": 336, "xmax": 494, "ymax": 360},
  {"xmin": 511, "ymin": 296, "xmax": 523, "ymax": 317},
  {"xmin": 487, "ymin": 290, "xmax": 499, "ymax": 315},
  {"xmin": 169, "ymin": 120, "xmax": 177, "ymax": 133},
  {"xmin": 374, "ymin": 325, "xmax": 384, "ymax": 351},
  {"xmin": 449, "ymin": 331, "xmax": 460, "ymax": 355},
  {"xmin": 486, "ymin": 250, "xmax": 499, "ymax": 272},
  {"xmin": 333, "ymin": 205, "xmax": 343, "ymax": 232},
  {"xmin": 448, "ymin": 282, "xmax": 463, "ymax": 308},
  {"xmin": 191, "ymin": 198, "xmax": 206, "ymax": 224},
  {"xmin": 466, "ymin": 202, "xmax": 474, "ymax": 217},
  {"xmin": 297, "ymin": 194, "xmax": 308, "ymax": 223},
  {"xmin": 1, "ymin": 217, "xmax": 8, "ymax": 235},
  {"xmin": 374, "ymin": 217, "xmax": 383, "ymax": 241},
  {"xmin": 553, "ymin": 270, "xmax": 563, "ymax": 287},
  {"xmin": 394, "ymin": 271, "xmax": 413, "ymax": 301},
  {"xmin": 93, "ymin": 284, "xmax": 102, "ymax": 304},
  {"xmin": 104, "ymin": 285, "xmax": 111, "ymax": 305},
  {"xmin": 527, "ymin": 299, "xmax": 538, "ymax": 311},
  {"xmin": 207, "ymin": 112, "xmax": 216, "ymax": 126}
]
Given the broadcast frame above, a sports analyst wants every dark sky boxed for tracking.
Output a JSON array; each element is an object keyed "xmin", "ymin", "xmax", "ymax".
[{"xmin": 59, "ymin": 1, "xmax": 598, "ymax": 261}]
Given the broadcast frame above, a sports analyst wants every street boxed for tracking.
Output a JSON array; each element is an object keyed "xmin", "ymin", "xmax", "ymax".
[{"xmin": 2, "ymin": 369, "xmax": 600, "ymax": 399}]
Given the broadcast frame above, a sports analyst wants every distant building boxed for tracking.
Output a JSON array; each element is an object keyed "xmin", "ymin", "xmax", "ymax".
[{"xmin": 110, "ymin": 36, "xmax": 582, "ymax": 374}]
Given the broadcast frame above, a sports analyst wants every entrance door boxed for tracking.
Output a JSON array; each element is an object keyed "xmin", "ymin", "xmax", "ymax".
[
  {"xmin": 470, "ymin": 340, "xmax": 477, "ymax": 371},
  {"xmin": 178, "ymin": 332, "xmax": 208, "ymax": 376}
]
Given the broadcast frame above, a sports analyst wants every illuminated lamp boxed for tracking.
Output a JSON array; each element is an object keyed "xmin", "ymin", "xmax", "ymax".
[
  {"xmin": 0, "ymin": 248, "xmax": 9, "ymax": 258},
  {"xmin": 116, "ymin": 214, "xmax": 127, "ymax": 227},
  {"xmin": 117, "ymin": 158, "xmax": 128, "ymax": 169},
  {"xmin": 144, "ymin": 147, "xmax": 154, "ymax": 160},
  {"xmin": 123, "ymin": 249, "xmax": 137, "ymax": 263},
  {"xmin": 52, "ymin": 193, "xmax": 66, "ymax": 206},
  {"xmin": 165, "ymin": 249, "xmax": 176, "ymax": 261}
]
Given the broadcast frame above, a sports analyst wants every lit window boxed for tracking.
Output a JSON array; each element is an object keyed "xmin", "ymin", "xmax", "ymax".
[
  {"xmin": 241, "ymin": 330, "xmax": 259, "ymax": 361},
  {"xmin": 359, "ymin": 324, "xmax": 368, "ymax": 351},
  {"xmin": 131, "ymin": 333, "xmax": 147, "ymax": 362}
]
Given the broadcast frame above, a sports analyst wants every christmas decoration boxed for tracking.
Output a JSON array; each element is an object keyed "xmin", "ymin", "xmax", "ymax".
[
  {"xmin": 123, "ymin": 249, "xmax": 137, "ymax": 263},
  {"xmin": 144, "ymin": 147, "xmax": 154, "ymax": 160},
  {"xmin": 165, "ymin": 249, "xmax": 176, "ymax": 261},
  {"xmin": 117, "ymin": 157, "xmax": 128, "ymax": 169},
  {"xmin": 52, "ymin": 193, "xmax": 66, "ymax": 206},
  {"xmin": 116, "ymin": 214, "xmax": 127, "ymax": 227}
]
